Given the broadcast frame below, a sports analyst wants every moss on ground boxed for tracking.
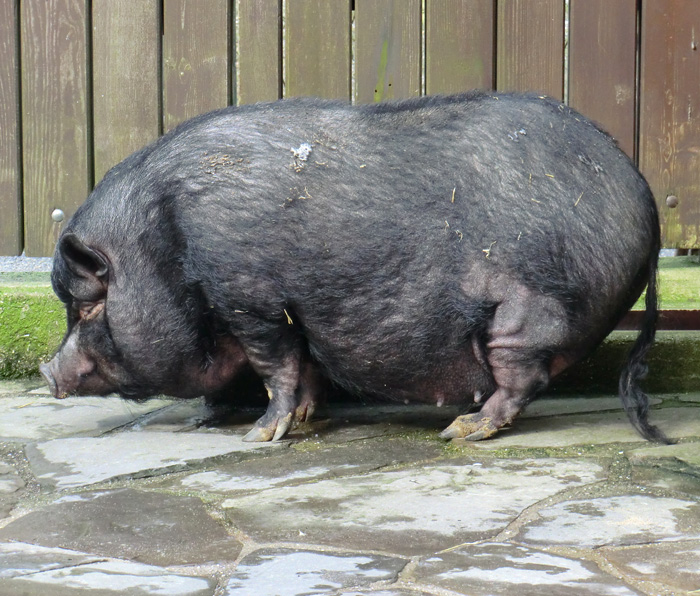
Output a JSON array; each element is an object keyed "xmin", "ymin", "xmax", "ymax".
[{"xmin": 0, "ymin": 285, "xmax": 65, "ymax": 379}]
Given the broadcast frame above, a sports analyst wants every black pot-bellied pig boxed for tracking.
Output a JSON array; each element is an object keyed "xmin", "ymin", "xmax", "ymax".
[{"xmin": 41, "ymin": 92, "xmax": 668, "ymax": 443}]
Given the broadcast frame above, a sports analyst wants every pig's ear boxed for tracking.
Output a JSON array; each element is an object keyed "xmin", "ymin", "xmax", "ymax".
[{"xmin": 59, "ymin": 234, "xmax": 109, "ymax": 281}]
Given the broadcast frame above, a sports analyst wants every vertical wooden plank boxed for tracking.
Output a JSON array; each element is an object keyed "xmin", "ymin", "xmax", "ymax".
[
  {"xmin": 0, "ymin": 0, "xmax": 21, "ymax": 255},
  {"xmin": 426, "ymin": 0, "xmax": 495, "ymax": 94},
  {"xmin": 237, "ymin": 0, "xmax": 281, "ymax": 104},
  {"xmin": 355, "ymin": 0, "xmax": 421, "ymax": 103},
  {"xmin": 569, "ymin": 0, "xmax": 637, "ymax": 158},
  {"xmin": 640, "ymin": 0, "xmax": 700, "ymax": 248},
  {"xmin": 285, "ymin": 0, "xmax": 351, "ymax": 99},
  {"xmin": 21, "ymin": 0, "xmax": 89, "ymax": 256},
  {"xmin": 496, "ymin": 0, "xmax": 565, "ymax": 100},
  {"xmin": 163, "ymin": 0, "xmax": 230, "ymax": 132},
  {"xmin": 93, "ymin": 0, "xmax": 160, "ymax": 182}
]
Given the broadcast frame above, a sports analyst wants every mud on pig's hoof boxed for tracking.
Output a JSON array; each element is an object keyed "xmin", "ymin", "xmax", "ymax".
[
  {"xmin": 439, "ymin": 413, "xmax": 501, "ymax": 441},
  {"xmin": 242, "ymin": 411, "xmax": 294, "ymax": 442}
]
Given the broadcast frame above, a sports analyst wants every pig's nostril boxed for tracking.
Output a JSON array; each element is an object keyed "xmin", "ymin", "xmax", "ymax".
[{"xmin": 40, "ymin": 363, "xmax": 58, "ymax": 398}]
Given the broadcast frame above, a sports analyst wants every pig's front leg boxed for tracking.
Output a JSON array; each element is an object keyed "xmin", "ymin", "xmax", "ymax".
[
  {"xmin": 236, "ymin": 315, "xmax": 318, "ymax": 442},
  {"xmin": 242, "ymin": 355, "xmax": 323, "ymax": 441},
  {"xmin": 243, "ymin": 352, "xmax": 301, "ymax": 442},
  {"xmin": 295, "ymin": 360, "xmax": 323, "ymax": 423}
]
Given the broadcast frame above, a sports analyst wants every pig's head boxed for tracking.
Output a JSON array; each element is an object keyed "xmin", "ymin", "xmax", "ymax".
[
  {"xmin": 40, "ymin": 233, "xmax": 128, "ymax": 398},
  {"xmin": 42, "ymin": 233, "xmax": 248, "ymax": 401}
]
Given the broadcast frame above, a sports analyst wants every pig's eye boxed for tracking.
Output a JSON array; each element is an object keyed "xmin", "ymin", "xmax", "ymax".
[{"xmin": 79, "ymin": 302, "xmax": 105, "ymax": 321}]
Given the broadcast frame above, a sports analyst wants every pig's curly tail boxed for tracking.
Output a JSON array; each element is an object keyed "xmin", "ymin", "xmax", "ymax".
[{"xmin": 618, "ymin": 238, "xmax": 670, "ymax": 444}]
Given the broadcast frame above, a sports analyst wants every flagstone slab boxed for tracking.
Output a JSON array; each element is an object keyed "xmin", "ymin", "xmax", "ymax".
[
  {"xmin": 222, "ymin": 458, "xmax": 605, "ymax": 556},
  {"xmin": 414, "ymin": 542, "xmax": 640, "ymax": 596},
  {"xmin": 224, "ymin": 549, "xmax": 407, "ymax": 595},
  {"xmin": 298, "ymin": 399, "xmax": 663, "ymax": 443},
  {"xmin": 0, "ymin": 396, "xmax": 171, "ymax": 441},
  {"xmin": 627, "ymin": 441, "xmax": 700, "ymax": 471},
  {"xmin": 338, "ymin": 592, "xmax": 431, "ymax": 596},
  {"xmin": 0, "ymin": 489, "xmax": 242, "ymax": 566},
  {"xmin": 0, "ymin": 462, "xmax": 25, "ymax": 519},
  {"xmin": 601, "ymin": 540, "xmax": 700, "ymax": 593},
  {"xmin": 521, "ymin": 396, "xmax": 661, "ymax": 419},
  {"xmin": 0, "ymin": 462, "xmax": 24, "ymax": 494},
  {"xmin": 0, "ymin": 541, "xmax": 98, "ymax": 577},
  {"xmin": 0, "ymin": 542, "xmax": 214, "ymax": 595},
  {"xmin": 129, "ymin": 398, "xmax": 224, "ymax": 432},
  {"xmin": 471, "ymin": 407, "xmax": 699, "ymax": 450},
  {"xmin": 518, "ymin": 494, "xmax": 700, "ymax": 548},
  {"xmin": 26, "ymin": 430, "xmax": 281, "ymax": 488},
  {"xmin": 156, "ymin": 438, "xmax": 444, "ymax": 496},
  {"xmin": 0, "ymin": 378, "xmax": 45, "ymax": 396}
]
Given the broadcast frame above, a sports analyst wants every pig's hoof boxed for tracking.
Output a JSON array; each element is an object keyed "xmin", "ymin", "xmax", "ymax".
[
  {"xmin": 242, "ymin": 412, "xmax": 293, "ymax": 442},
  {"xmin": 294, "ymin": 401, "xmax": 315, "ymax": 423},
  {"xmin": 439, "ymin": 414, "xmax": 500, "ymax": 441}
]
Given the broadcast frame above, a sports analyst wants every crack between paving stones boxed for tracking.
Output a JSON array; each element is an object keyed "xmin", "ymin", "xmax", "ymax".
[
  {"xmin": 591, "ymin": 535, "xmax": 700, "ymax": 551},
  {"xmin": 423, "ymin": 472, "xmax": 657, "ymax": 560},
  {"xmin": 198, "ymin": 540, "xmax": 417, "ymax": 596},
  {"xmin": 352, "ymin": 577, "xmax": 467, "ymax": 596},
  {"xmin": 325, "ymin": 566, "xmax": 411, "ymax": 596},
  {"xmin": 9, "ymin": 557, "xmax": 110, "ymax": 578},
  {"xmin": 437, "ymin": 477, "xmax": 613, "ymax": 551}
]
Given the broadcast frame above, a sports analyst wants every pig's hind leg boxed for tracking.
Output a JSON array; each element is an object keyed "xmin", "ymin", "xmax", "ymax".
[
  {"xmin": 440, "ymin": 349, "xmax": 549, "ymax": 440},
  {"xmin": 440, "ymin": 285, "xmax": 568, "ymax": 440}
]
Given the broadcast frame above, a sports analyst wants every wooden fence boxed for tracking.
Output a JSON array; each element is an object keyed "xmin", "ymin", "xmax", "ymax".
[{"xmin": 1, "ymin": 0, "xmax": 699, "ymax": 256}]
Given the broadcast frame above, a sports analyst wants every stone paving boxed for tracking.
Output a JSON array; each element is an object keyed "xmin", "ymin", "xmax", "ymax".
[{"xmin": 0, "ymin": 379, "xmax": 698, "ymax": 595}]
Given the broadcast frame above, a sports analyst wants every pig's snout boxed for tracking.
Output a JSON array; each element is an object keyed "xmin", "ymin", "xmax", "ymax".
[
  {"xmin": 40, "ymin": 355, "xmax": 85, "ymax": 399},
  {"xmin": 40, "ymin": 347, "xmax": 116, "ymax": 398},
  {"xmin": 40, "ymin": 361, "xmax": 61, "ymax": 398}
]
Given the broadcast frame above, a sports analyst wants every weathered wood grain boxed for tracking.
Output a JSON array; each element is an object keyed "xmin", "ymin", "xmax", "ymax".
[
  {"xmin": 426, "ymin": 0, "xmax": 495, "ymax": 94},
  {"xmin": 237, "ymin": 0, "xmax": 281, "ymax": 104},
  {"xmin": 355, "ymin": 0, "xmax": 421, "ymax": 103},
  {"xmin": 569, "ymin": 0, "xmax": 637, "ymax": 159},
  {"xmin": 640, "ymin": 0, "xmax": 700, "ymax": 248},
  {"xmin": 92, "ymin": 0, "xmax": 160, "ymax": 182},
  {"xmin": 21, "ymin": 0, "xmax": 89, "ymax": 256},
  {"xmin": 0, "ymin": 0, "xmax": 21, "ymax": 255},
  {"xmin": 285, "ymin": 0, "xmax": 351, "ymax": 99},
  {"xmin": 163, "ymin": 0, "xmax": 230, "ymax": 132},
  {"xmin": 496, "ymin": 0, "xmax": 565, "ymax": 100}
]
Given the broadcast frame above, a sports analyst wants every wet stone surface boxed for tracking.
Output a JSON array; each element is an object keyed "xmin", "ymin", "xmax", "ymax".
[
  {"xmin": 224, "ymin": 549, "xmax": 407, "ymax": 595},
  {"xmin": 0, "ymin": 394, "xmax": 172, "ymax": 442},
  {"xmin": 0, "ymin": 488, "xmax": 243, "ymax": 566},
  {"xmin": 152, "ymin": 438, "xmax": 445, "ymax": 496},
  {"xmin": 413, "ymin": 543, "xmax": 642, "ymax": 596},
  {"xmin": 601, "ymin": 540, "xmax": 700, "ymax": 593},
  {"xmin": 0, "ymin": 383, "xmax": 698, "ymax": 595},
  {"xmin": 221, "ymin": 458, "xmax": 605, "ymax": 555},
  {"xmin": 0, "ymin": 463, "xmax": 24, "ymax": 495},
  {"xmin": 0, "ymin": 542, "xmax": 216, "ymax": 595},
  {"xmin": 518, "ymin": 494, "xmax": 700, "ymax": 548},
  {"xmin": 26, "ymin": 430, "xmax": 281, "ymax": 489},
  {"xmin": 627, "ymin": 441, "xmax": 700, "ymax": 472}
]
